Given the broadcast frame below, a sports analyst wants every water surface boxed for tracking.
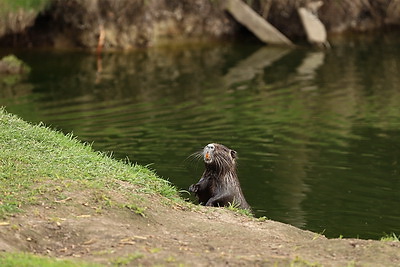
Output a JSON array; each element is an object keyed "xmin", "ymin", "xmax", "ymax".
[{"xmin": 2, "ymin": 34, "xmax": 400, "ymax": 239}]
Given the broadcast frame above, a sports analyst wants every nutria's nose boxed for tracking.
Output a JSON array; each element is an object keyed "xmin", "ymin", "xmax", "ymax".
[{"xmin": 206, "ymin": 144, "xmax": 215, "ymax": 150}]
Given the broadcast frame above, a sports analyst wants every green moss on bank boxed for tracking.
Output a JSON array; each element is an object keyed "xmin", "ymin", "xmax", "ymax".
[
  {"xmin": 0, "ymin": 55, "xmax": 31, "ymax": 75},
  {"xmin": 0, "ymin": 0, "xmax": 50, "ymax": 14},
  {"xmin": 0, "ymin": 108, "xmax": 179, "ymax": 218}
]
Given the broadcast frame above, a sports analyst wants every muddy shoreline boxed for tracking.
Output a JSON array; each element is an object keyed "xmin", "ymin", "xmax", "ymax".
[{"xmin": 1, "ymin": 0, "xmax": 400, "ymax": 50}]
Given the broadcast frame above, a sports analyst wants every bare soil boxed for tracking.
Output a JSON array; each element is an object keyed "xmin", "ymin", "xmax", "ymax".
[{"xmin": 0, "ymin": 183, "xmax": 399, "ymax": 267}]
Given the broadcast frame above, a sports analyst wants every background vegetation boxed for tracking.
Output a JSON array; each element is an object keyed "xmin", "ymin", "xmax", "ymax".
[{"xmin": 0, "ymin": 0, "xmax": 50, "ymax": 14}]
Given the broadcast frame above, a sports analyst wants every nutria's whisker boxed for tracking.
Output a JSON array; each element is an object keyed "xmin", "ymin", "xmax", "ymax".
[
  {"xmin": 183, "ymin": 150, "xmax": 204, "ymax": 169},
  {"xmin": 186, "ymin": 151, "xmax": 202, "ymax": 161}
]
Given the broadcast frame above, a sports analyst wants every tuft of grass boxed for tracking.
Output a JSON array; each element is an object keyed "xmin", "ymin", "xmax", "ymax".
[
  {"xmin": 123, "ymin": 203, "xmax": 147, "ymax": 217},
  {"xmin": 226, "ymin": 202, "xmax": 253, "ymax": 217},
  {"xmin": 0, "ymin": 252, "xmax": 99, "ymax": 267},
  {"xmin": 0, "ymin": 109, "xmax": 180, "ymax": 218},
  {"xmin": 110, "ymin": 253, "xmax": 143, "ymax": 266},
  {"xmin": 257, "ymin": 216, "xmax": 268, "ymax": 222},
  {"xmin": 312, "ymin": 229, "xmax": 326, "ymax": 240},
  {"xmin": 290, "ymin": 256, "xmax": 322, "ymax": 267},
  {"xmin": 380, "ymin": 233, "xmax": 399, "ymax": 242}
]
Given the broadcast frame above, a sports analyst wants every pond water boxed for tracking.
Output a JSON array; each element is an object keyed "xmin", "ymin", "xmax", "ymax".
[{"xmin": 1, "ymin": 33, "xmax": 400, "ymax": 239}]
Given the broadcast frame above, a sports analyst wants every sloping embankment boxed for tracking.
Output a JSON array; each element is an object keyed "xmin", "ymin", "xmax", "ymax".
[{"xmin": 1, "ymin": 108, "xmax": 400, "ymax": 266}]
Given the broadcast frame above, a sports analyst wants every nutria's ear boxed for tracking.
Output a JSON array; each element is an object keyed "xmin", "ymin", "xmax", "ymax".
[{"xmin": 230, "ymin": 150, "xmax": 237, "ymax": 159}]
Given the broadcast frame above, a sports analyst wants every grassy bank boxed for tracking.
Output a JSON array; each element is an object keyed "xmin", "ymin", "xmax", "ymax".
[
  {"xmin": 0, "ymin": 108, "xmax": 183, "ymax": 265},
  {"xmin": 0, "ymin": 108, "xmax": 179, "ymax": 218}
]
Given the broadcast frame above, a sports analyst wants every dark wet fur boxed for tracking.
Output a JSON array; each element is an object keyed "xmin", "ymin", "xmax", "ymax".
[{"xmin": 189, "ymin": 144, "xmax": 251, "ymax": 211}]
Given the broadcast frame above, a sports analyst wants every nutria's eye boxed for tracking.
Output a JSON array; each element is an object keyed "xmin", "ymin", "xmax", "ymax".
[
  {"xmin": 230, "ymin": 150, "xmax": 237, "ymax": 159},
  {"xmin": 206, "ymin": 144, "xmax": 215, "ymax": 150}
]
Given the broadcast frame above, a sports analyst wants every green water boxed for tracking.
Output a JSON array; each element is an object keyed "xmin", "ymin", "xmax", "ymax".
[{"xmin": 2, "ymin": 33, "xmax": 400, "ymax": 239}]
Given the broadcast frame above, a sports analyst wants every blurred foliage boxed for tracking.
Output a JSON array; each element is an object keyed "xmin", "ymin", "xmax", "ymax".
[
  {"xmin": 0, "ymin": 55, "xmax": 31, "ymax": 74},
  {"xmin": 0, "ymin": 0, "xmax": 51, "ymax": 14}
]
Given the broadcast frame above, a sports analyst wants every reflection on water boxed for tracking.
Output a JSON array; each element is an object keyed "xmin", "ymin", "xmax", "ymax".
[{"xmin": 2, "ymin": 34, "xmax": 400, "ymax": 239}]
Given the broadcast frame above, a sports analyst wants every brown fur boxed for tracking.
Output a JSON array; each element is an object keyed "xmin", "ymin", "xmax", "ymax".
[{"xmin": 189, "ymin": 143, "xmax": 251, "ymax": 210}]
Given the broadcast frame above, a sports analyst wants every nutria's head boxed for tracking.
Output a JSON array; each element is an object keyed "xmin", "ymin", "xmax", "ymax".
[{"xmin": 203, "ymin": 143, "xmax": 237, "ymax": 172}]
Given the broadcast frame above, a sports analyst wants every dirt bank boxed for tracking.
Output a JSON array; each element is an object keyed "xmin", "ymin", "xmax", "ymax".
[
  {"xmin": 1, "ymin": 0, "xmax": 400, "ymax": 49},
  {"xmin": 1, "ymin": 188, "xmax": 399, "ymax": 266}
]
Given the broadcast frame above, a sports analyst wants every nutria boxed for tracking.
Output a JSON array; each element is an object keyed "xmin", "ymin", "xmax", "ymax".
[{"xmin": 189, "ymin": 143, "xmax": 251, "ymax": 210}]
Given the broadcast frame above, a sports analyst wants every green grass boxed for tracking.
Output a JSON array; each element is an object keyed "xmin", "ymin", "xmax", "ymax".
[
  {"xmin": 380, "ymin": 233, "xmax": 400, "ymax": 242},
  {"xmin": 0, "ymin": 252, "xmax": 99, "ymax": 267},
  {"xmin": 226, "ymin": 202, "xmax": 253, "ymax": 217},
  {"xmin": 290, "ymin": 256, "xmax": 322, "ymax": 267},
  {"xmin": 110, "ymin": 253, "xmax": 143, "ymax": 266},
  {"xmin": 0, "ymin": 108, "xmax": 179, "ymax": 218}
]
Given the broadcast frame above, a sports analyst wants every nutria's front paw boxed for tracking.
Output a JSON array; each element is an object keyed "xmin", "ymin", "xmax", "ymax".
[
  {"xmin": 189, "ymin": 184, "xmax": 198, "ymax": 193},
  {"xmin": 205, "ymin": 200, "xmax": 214, "ymax": 206}
]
